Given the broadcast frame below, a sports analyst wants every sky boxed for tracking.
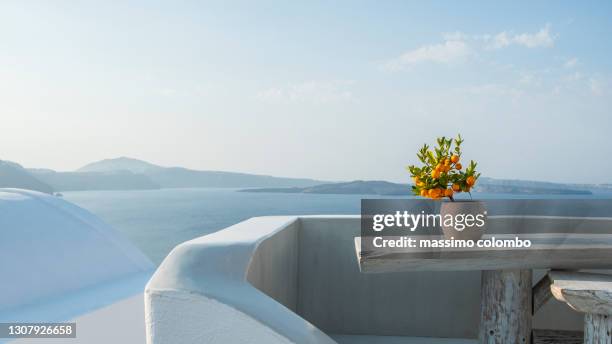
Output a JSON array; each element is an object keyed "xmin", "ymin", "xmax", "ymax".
[{"xmin": 1, "ymin": 1, "xmax": 612, "ymax": 184}]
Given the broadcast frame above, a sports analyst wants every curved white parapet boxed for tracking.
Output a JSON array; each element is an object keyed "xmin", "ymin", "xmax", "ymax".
[{"xmin": 145, "ymin": 216, "xmax": 336, "ymax": 344}]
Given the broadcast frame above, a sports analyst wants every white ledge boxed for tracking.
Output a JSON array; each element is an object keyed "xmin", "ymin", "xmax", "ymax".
[{"xmin": 145, "ymin": 216, "xmax": 336, "ymax": 344}]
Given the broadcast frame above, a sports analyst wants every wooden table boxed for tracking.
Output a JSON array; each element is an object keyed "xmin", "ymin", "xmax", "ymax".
[{"xmin": 354, "ymin": 216, "xmax": 612, "ymax": 344}]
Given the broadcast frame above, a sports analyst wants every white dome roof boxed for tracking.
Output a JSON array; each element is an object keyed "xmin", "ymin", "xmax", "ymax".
[{"xmin": 0, "ymin": 188, "xmax": 153, "ymax": 314}]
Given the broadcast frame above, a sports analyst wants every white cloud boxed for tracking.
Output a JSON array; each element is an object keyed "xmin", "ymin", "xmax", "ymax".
[
  {"xmin": 384, "ymin": 25, "xmax": 556, "ymax": 72},
  {"xmin": 489, "ymin": 32, "xmax": 512, "ymax": 49},
  {"xmin": 552, "ymin": 73, "xmax": 608, "ymax": 97},
  {"xmin": 383, "ymin": 39, "xmax": 471, "ymax": 71},
  {"xmin": 485, "ymin": 25, "xmax": 555, "ymax": 49},
  {"xmin": 256, "ymin": 80, "xmax": 355, "ymax": 104},
  {"xmin": 513, "ymin": 25, "xmax": 555, "ymax": 48},
  {"xmin": 564, "ymin": 57, "xmax": 578, "ymax": 68}
]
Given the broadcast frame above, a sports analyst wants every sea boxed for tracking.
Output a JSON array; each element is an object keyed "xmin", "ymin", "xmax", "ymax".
[{"xmin": 63, "ymin": 188, "xmax": 612, "ymax": 265}]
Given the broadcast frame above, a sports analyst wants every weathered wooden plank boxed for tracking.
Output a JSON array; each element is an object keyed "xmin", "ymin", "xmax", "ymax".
[
  {"xmin": 549, "ymin": 271, "xmax": 612, "ymax": 315},
  {"xmin": 479, "ymin": 269, "xmax": 532, "ymax": 344},
  {"xmin": 584, "ymin": 313, "xmax": 612, "ymax": 344},
  {"xmin": 533, "ymin": 274, "xmax": 553, "ymax": 314},
  {"xmin": 532, "ymin": 329, "xmax": 583, "ymax": 344},
  {"xmin": 355, "ymin": 233, "xmax": 612, "ymax": 273}
]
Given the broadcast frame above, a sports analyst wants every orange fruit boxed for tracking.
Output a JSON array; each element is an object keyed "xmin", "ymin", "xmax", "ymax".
[
  {"xmin": 452, "ymin": 183, "xmax": 461, "ymax": 192},
  {"xmin": 451, "ymin": 155, "xmax": 460, "ymax": 163},
  {"xmin": 420, "ymin": 189, "xmax": 427, "ymax": 197},
  {"xmin": 428, "ymin": 189, "xmax": 437, "ymax": 197},
  {"xmin": 431, "ymin": 170, "xmax": 440, "ymax": 179},
  {"xmin": 466, "ymin": 176, "xmax": 475, "ymax": 186},
  {"xmin": 455, "ymin": 163, "xmax": 462, "ymax": 170},
  {"xmin": 444, "ymin": 188, "xmax": 454, "ymax": 197}
]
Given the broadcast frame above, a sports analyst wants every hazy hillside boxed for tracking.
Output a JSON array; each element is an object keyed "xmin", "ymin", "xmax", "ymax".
[
  {"xmin": 243, "ymin": 179, "xmax": 593, "ymax": 196},
  {"xmin": 30, "ymin": 170, "xmax": 160, "ymax": 191},
  {"xmin": 0, "ymin": 160, "xmax": 54, "ymax": 194},
  {"xmin": 243, "ymin": 180, "xmax": 413, "ymax": 195},
  {"xmin": 78, "ymin": 157, "xmax": 162, "ymax": 174},
  {"xmin": 474, "ymin": 183, "xmax": 591, "ymax": 195},
  {"xmin": 5, "ymin": 156, "xmax": 605, "ymax": 194},
  {"xmin": 479, "ymin": 177, "xmax": 586, "ymax": 190},
  {"xmin": 78, "ymin": 157, "xmax": 325, "ymax": 188},
  {"xmin": 478, "ymin": 177, "xmax": 612, "ymax": 193}
]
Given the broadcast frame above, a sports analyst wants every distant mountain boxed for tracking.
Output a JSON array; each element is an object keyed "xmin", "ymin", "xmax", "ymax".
[
  {"xmin": 30, "ymin": 169, "xmax": 160, "ymax": 191},
  {"xmin": 478, "ymin": 177, "xmax": 583, "ymax": 190},
  {"xmin": 77, "ymin": 157, "xmax": 325, "ymax": 188},
  {"xmin": 78, "ymin": 157, "xmax": 163, "ymax": 174},
  {"xmin": 474, "ymin": 184, "xmax": 591, "ymax": 195},
  {"xmin": 0, "ymin": 160, "xmax": 54, "ymax": 194},
  {"xmin": 243, "ymin": 180, "xmax": 413, "ymax": 195},
  {"xmin": 242, "ymin": 179, "xmax": 593, "ymax": 196},
  {"xmin": 477, "ymin": 177, "xmax": 611, "ymax": 193},
  {"xmin": 5, "ymin": 156, "xmax": 605, "ymax": 194}
]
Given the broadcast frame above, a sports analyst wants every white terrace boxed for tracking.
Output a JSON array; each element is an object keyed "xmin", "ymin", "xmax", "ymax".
[{"xmin": 145, "ymin": 215, "xmax": 611, "ymax": 344}]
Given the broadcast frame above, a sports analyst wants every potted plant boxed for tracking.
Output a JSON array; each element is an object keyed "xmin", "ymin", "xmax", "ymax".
[{"xmin": 407, "ymin": 134, "xmax": 486, "ymax": 241}]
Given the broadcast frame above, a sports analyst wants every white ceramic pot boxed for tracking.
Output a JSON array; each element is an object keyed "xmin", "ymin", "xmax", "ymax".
[{"xmin": 440, "ymin": 200, "xmax": 487, "ymax": 241}]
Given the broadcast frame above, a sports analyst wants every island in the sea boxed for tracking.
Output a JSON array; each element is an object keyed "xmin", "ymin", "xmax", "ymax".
[{"xmin": 240, "ymin": 179, "xmax": 595, "ymax": 196}]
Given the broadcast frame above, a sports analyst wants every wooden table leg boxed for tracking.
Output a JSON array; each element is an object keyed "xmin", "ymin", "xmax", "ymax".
[
  {"xmin": 480, "ymin": 269, "xmax": 532, "ymax": 344},
  {"xmin": 584, "ymin": 313, "xmax": 612, "ymax": 344}
]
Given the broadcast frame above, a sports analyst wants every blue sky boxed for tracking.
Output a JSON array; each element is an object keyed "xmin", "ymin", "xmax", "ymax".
[{"xmin": 1, "ymin": 1, "xmax": 612, "ymax": 183}]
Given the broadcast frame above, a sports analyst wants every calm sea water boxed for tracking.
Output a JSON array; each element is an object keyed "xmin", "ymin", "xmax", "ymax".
[{"xmin": 63, "ymin": 188, "xmax": 612, "ymax": 265}]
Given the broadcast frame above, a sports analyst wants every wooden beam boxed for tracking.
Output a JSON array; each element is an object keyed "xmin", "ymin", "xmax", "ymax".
[{"xmin": 533, "ymin": 274, "xmax": 553, "ymax": 314}]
